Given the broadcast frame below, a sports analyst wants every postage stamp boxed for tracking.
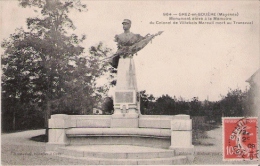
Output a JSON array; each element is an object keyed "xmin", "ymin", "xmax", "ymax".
[{"xmin": 223, "ymin": 117, "xmax": 258, "ymax": 160}]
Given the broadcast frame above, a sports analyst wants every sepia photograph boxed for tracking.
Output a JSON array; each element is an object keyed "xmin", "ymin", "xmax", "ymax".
[{"xmin": 1, "ymin": 0, "xmax": 259, "ymax": 165}]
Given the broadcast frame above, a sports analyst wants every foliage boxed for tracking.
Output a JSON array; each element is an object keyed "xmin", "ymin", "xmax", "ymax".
[
  {"xmin": 174, "ymin": 96, "xmax": 190, "ymax": 115},
  {"xmin": 101, "ymin": 97, "xmax": 114, "ymax": 114},
  {"xmin": 139, "ymin": 90, "xmax": 155, "ymax": 115},
  {"xmin": 219, "ymin": 88, "xmax": 248, "ymax": 117},
  {"xmin": 189, "ymin": 97, "xmax": 203, "ymax": 116},
  {"xmin": 139, "ymin": 88, "xmax": 251, "ymax": 123},
  {"xmin": 154, "ymin": 95, "xmax": 176, "ymax": 115},
  {"xmin": 1, "ymin": 0, "xmax": 112, "ymax": 131}
]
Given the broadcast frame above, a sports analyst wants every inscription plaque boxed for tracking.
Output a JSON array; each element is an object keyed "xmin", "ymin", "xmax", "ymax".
[{"xmin": 114, "ymin": 91, "xmax": 135, "ymax": 104}]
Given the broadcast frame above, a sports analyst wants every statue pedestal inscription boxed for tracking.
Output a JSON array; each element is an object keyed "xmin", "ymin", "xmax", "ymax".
[{"xmin": 111, "ymin": 90, "xmax": 139, "ymax": 128}]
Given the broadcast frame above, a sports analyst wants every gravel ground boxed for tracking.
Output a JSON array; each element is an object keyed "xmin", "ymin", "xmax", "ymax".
[
  {"xmin": 2, "ymin": 130, "xmax": 90, "ymax": 165},
  {"xmin": 1, "ymin": 128, "xmax": 259, "ymax": 165}
]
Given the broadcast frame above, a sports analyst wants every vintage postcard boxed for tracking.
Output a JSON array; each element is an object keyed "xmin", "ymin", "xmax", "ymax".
[{"xmin": 1, "ymin": 0, "xmax": 259, "ymax": 165}]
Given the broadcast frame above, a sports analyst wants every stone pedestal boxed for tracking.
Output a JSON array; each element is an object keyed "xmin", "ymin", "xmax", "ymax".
[
  {"xmin": 169, "ymin": 114, "xmax": 194, "ymax": 161},
  {"xmin": 46, "ymin": 114, "xmax": 71, "ymax": 152},
  {"xmin": 111, "ymin": 57, "xmax": 140, "ymax": 128}
]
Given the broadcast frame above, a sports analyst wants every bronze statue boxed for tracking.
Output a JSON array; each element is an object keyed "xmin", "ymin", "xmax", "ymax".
[
  {"xmin": 110, "ymin": 19, "xmax": 163, "ymax": 115},
  {"xmin": 109, "ymin": 19, "xmax": 163, "ymax": 68}
]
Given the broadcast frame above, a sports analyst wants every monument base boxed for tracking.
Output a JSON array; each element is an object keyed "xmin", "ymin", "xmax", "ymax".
[
  {"xmin": 46, "ymin": 114, "xmax": 194, "ymax": 163},
  {"xmin": 169, "ymin": 146, "xmax": 194, "ymax": 162},
  {"xmin": 111, "ymin": 115, "xmax": 139, "ymax": 128}
]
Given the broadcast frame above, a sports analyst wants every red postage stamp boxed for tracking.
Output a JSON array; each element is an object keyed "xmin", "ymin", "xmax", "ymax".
[{"xmin": 223, "ymin": 117, "xmax": 258, "ymax": 160}]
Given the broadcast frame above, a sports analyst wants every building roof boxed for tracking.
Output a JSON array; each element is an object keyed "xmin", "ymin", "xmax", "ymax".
[{"xmin": 246, "ymin": 68, "xmax": 260, "ymax": 83}]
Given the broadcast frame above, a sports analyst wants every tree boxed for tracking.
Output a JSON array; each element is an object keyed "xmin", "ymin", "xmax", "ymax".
[
  {"xmin": 175, "ymin": 96, "xmax": 190, "ymax": 115},
  {"xmin": 155, "ymin": 95, "xmax": 176, "ymax": 115},
  {"xmin": 1, "ymin": 0, "xmax": 112, "ymax": 132},
  {"xmin": 189, "ymin": 97, "xmax": 202, "ymax": 116},
  {"xmin": 101, "ymin": 97, "xmax": 114, "ymax": 114},
  {"xmin": 219, "ymin": 88, "xmax": 247, "ymax": 117},
  {"xmin": 211, "ymin": 101, "xmax": 222, "ymax": 123},
  {"xmin": 139, "ymin": 90, "xmax": 155, "ymax": 115}
]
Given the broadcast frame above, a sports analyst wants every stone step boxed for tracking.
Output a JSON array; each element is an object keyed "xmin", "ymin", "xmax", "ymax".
[
  {"xmin": 56, "ymin": 154, "xmax": 187, "ymax": 165},
  {"xmin": 57, "ymin": 145, "xmax": 176, "ymax": 159}
]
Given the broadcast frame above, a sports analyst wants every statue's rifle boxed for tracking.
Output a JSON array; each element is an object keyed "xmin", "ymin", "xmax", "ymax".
[
  {"xmin": 145, "ymin": 31, "xmax": 164, "ymax": 39},
  {"xmin": 101, "ymin": 31, "xmax": 164, "ymax": 61}
]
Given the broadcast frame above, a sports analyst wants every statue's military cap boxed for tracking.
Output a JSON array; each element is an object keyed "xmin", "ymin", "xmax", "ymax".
[{"xmin": 122, "ymin": 19, "xmax": 131, "ymax": 24}]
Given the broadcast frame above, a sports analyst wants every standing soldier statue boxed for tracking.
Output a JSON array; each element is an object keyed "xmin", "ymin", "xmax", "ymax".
[{"xmin": 109, "ymin": 19, "xmax": 163, "ymax": 123}]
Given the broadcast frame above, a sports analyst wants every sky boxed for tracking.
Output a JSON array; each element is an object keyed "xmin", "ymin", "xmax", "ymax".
[{"xmin": 0, "ymin": 0, "xmax": 259, "ymax": 101}]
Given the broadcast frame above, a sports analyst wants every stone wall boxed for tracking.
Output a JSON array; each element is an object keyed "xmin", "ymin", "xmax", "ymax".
[{"xmin": 47, "ymin": 114, "xmax": 194, "ymax": 160}]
